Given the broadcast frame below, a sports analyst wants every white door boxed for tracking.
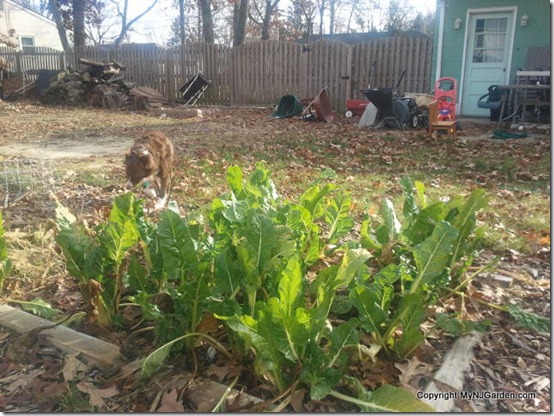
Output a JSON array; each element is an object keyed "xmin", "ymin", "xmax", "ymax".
[{"xmin": 461, "ymin": 11, "xmax": 515, "ymax": 116}]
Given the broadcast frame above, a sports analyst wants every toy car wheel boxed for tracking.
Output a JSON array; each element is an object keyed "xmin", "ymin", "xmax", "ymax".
[{"xmin": 345, "ymin": 110, "xmax": 353, "ymax": 118}]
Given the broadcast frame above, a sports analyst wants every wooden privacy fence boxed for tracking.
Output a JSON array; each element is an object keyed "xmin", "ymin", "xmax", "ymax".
[{"xmin": 1, "ymin": 35, "xmax": 433, "ymax": 112}]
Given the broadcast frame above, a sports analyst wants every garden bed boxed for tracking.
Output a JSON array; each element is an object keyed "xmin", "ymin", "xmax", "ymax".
[{"xmin": 0, "ymin": 101, "xmax": 550, "ymax": 412}]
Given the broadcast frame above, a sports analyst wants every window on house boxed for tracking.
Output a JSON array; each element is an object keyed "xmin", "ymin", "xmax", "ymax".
[
  {"xmin": 21, "ymin": 36, "xmax": 36, "ymax": 51},
  {"xmin": 472, "ymin": 18, "xmax": 508, "ymax": 63},
  {"xmin": 0, "ymin": 1, "xmax": 3, "ymax": 11}
]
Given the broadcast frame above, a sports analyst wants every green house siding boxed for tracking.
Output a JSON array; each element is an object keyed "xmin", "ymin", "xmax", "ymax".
[{"xmin": 431, "ymin": 0, "xmax": 550, "ymax": 115}]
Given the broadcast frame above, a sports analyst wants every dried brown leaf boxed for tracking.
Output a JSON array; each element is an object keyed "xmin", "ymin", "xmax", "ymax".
[
  {"xmin": 157, "ymin": 389, "xmax": 185, "ymax": 412},
  {"xmin": 76, "ymin": 381, "xmax": 119, "ymax": 408}
]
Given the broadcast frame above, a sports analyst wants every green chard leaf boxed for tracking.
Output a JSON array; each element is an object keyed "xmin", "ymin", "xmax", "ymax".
[
  {"xmin": 158, "ymin": 210, "xmax": 200, "ymax": 281},
  {"xmin": 376, "ymin": 198, "xmax": 401, "ymax": 245},
  {"xmin": 411, "ymin": 222, "xmax": 458, "ymax": 293},
  {"xmin": 324, "ymin": 192, "xmax": 354, "ymax": 245}
]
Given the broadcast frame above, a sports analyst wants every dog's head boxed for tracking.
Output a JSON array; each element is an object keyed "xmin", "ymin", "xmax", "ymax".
[{"xmin": 125, "ymin": 145, "xmax": 157, "ymax": 188}]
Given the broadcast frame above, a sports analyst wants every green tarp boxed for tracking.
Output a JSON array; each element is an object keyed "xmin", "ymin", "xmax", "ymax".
[{"xmin": 271, "ymin": 95, "xmax": 303, "ymax": 118}]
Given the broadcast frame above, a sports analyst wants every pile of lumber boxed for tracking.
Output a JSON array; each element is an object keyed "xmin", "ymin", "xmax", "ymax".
[{"xmin": 40, "ymin": 58, "xmax": 169, "ymax": 109}]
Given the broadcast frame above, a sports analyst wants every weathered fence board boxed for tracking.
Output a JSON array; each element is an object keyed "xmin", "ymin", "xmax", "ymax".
[{"xmin": 1, "ymin": 35, "xmax": 432, "ymax": 112}]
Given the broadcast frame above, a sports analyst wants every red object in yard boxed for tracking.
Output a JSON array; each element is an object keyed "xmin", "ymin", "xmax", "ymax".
[
  {"xmin": 345, "ymin": 99, "xmax": 370, "ymax": 117},
  {"xmin": 434, "ymin": 77, "xmax": 457, "ymax": 121}
]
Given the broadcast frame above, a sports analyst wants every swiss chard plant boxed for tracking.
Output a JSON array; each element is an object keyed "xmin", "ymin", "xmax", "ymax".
[
  {"xmin": 53, "ymin": 165, "xmax": 489, "ymax": 411},
  {"xmin": 353, "ymin": 177, "xmax": 488, "ymax": 357},
  {"xmin": 55, "ymin": 193, "xmax": 143, "ymax": 328},
  {"xmin": 219, "ymin": 249, "xmax": 369, "ymax": 397}
]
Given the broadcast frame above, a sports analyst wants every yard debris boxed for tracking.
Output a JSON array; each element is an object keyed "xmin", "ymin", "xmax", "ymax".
[{"xmin": 39, "ymin": 58, "xmax": 169, "ymax": 109}]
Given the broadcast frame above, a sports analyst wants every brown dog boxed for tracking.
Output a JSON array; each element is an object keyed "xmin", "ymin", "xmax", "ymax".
[{"xmin": 125, "ymin": 131, "xmax": 174, "ymax": 209}]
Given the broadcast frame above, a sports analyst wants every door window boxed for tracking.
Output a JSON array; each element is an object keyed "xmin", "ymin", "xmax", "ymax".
[{"xmin": 472, "ymin": 18, "xmax": 508, "ymax": 63}]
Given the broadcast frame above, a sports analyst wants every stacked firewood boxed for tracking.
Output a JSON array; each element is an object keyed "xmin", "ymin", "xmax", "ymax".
[{"xmin": 40, "ymin": 58, "xmax": 169, "ymax": 109}]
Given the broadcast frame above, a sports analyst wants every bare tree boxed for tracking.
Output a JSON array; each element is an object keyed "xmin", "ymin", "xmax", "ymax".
[
  {"xmin": 249, "ymin": 0, "xmax": 281, "ymax": 40},
  {"xmin": 85, "ymin": 1, "xmax": 118, "ymax": 45},
  {"xmin": 110, "ymin": 0, "xmax": 161, "ymax": 46},
  {"xmin": 328, "ymin": 0, "xmax": 343, "ymax": 34},
  {"xmin": 383, "ymin": 0, "xmax": 412, "ymax": 32},
  {"xmin": 287, "ymin": 0, "xmax": 316, "ymax": 39},
  {"xmin": 315, "ymin": 0, "xmax": 327, "ymax": 35},
  {"xmin": 343, "ymin": 0, "xmax": 380, "ymax": 33},
  {"xmin": 410, "ymin": 11, "xmax": 435, "ymax": 36}
]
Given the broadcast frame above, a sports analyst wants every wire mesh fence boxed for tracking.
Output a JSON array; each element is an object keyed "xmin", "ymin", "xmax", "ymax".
[{"xmin": 0, "ymin": 159, "xmax": 60, "ymax": 207}]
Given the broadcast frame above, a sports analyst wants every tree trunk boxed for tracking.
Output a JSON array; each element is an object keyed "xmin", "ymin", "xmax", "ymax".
[
  {"xmin": 73, "ymin": 0, "xmax": 86, "ymax": 48},
  {"xmin": 48, "ymin": 0, "xmax": 71, "ymax": 54},
  {"xmin": 198, "ymin": 0, "xmax": 215, "ymax": 43},
  {"xmin": 233, "ymin": 0, "xmax": 249, "ymax": 47},
  {"xmin": 261, "ymin": 0, "xmax": 280, "ymax": 40},
  {"xmin": 179, "ymin": 0, "xmax": 186, "ymax": 45}
]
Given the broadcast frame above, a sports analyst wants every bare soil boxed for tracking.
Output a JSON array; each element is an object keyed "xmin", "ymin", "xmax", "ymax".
[{"xmin": 0, "ymin": 100, "xmax": 550, "ymax": 412}]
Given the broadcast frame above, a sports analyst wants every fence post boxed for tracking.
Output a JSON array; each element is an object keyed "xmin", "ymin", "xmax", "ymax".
[
  {"xmin": 15, "ymin": 51, "xmax": 21, "ymax": 73},
  {"xmin": 165, "ymin": 49, "xmax": 174, "ymax": 100},
  {"xmin": 344, "ymin": 45, "xmax": 353, "ymax": 111},
  {"xmin": 58, "ymin": 52, "xmax": 65, "ymax": 71}
]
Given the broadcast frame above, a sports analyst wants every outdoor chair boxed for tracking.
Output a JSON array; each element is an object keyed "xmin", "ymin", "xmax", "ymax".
[{"xmin": 477, "ymin": 85, "xmax": 507, "ymax": 121}]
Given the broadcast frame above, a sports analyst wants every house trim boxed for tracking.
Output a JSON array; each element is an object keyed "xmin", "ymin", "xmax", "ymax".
[
  {"xmin": 434, "ymin": 0, "xmax": 446, "ymax": 83},
  {"xmin": 458, "ymin": 6, "xmax": 517, "ymax": 114}
]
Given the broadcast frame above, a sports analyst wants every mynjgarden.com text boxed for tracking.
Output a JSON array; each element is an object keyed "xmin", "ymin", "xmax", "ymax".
[{"xmin": 417, "ymin": 391, "xmax": 537, "ymax": 400}]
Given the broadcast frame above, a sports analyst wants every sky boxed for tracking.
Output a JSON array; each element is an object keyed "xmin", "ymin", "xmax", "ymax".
[{"xmin": 125, "ymin": 0, "xmax": 437, "ymax": 44}]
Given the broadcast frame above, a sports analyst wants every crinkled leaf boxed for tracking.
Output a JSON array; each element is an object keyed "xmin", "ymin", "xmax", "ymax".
[
  {"xmin": 391, "ymin": 293, "xmax": 426, "ymax": 357},
  {"xmin": 332, "ymin": 248, "xmax": 370, "ymax": 290},
  {"xmin": 376, "ymin": 198, "xmax": 400, "ymax": 244},
  {"xmin": 278, "ymin": 256, "xmax": 304, "ymax": 315},
  {"xmin": 285, "ymin": 205, "xmax": 321, "ymax": 266},
  {"xmin": 449, "ymin": 188, "xmax": 488, "ymax": 267},
  {"xmin": 360, "ymin": 219, "xmax": 381, "ymax": 251},
  {"xmin": 324, "ymin": 192, "xmax": 354, "ymax": 244},
  {"xmin": 142, "ymin": 334, "xmax": 187, "ymax": 379},
  {"xmin": 214, "ymin": 247, "xmax": 242, "ymax": 296},
  {"xmin": 404, "ymin": 202, "xmax": 447, "ymax": 245},
  {"xmin": 327, "ymin": 320, "xmax": 360, "ymax": 368},
  {"xmin": 400, "ymin": 176, "xmax": 419, "ymax": 222},
  {"xmin": 300, "ymin": 341, "xmax": 341, "ymax": 400},
  {"xmin": 158, "ymin": 210, "xmax": 199, "ymax": 280},
  {"xmin": 357, "ymin": 384, "xmax": 436, "ymax": 412},
  {"xmin": 236, "ymin": 212, "xmax": 295, "ymax": 289},
  {"xmin": 221, "ymin": 312, "xmax": 288, "ymax": 389},
  {"xmin": 299, "ymin": 183, "xmax": 336, "ymax": 219},
  {"xmin": 312, "ymin": 249, "xmax": 370, "ymax": 334},
  {"xmin": 55, "ymin": 201, "xmax": 93, "ymax": 279},
  {"xmin": 350, "ymin": 285, "xmax": 388, "ymax": 338},
  {"xmin": 226, "ymin": 165, "xmax": 243, "ymax": 195},
  {"xmin": 220, "ymin": 199, "xmax": 249, "ymax": 223},
  {"xmin": 11, "ymin": 298, "xmax": 61, "ymax": 319},
  {"xmin": 411, "ymin": 222, "xmax": 458, "ymax": 293},
  {"xmin": 506, "ymin": 304, "xmax": 550, "ymax": 333}
]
